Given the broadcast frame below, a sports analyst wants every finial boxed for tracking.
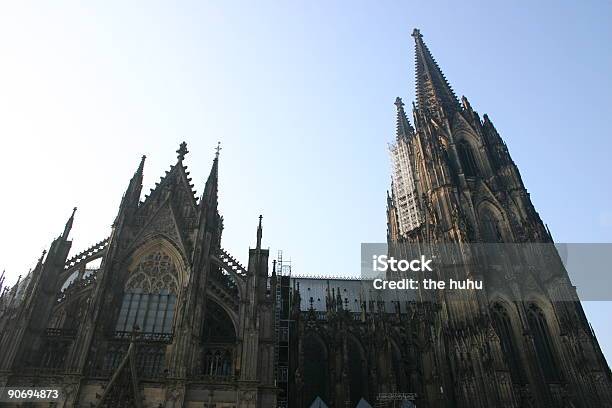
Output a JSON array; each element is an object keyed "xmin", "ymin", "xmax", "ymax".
[
  {"xmin": 62, "ymin": 207, "xmax": 77, "ymax": 239},
  {"xmin": 215, "ymin": 141, "xmax": 222, "ymax": 160},
  {"xmin": 256, "ymin": 214, "xmax": 263, "ymax": 249},
  {"xmin": 176, "ymin": 142, "xmax": 189, "ymax": 161},
  {"xmin": 394, "ymin": 97, "xmax": 404, "ymax": 109},
  {"xmin": 138, "ymin": 155, "xmax": 146, "ymax": 171},
  {"xmin": 412, "ymin": 28, "xmax": 422, "ymax": 39}
]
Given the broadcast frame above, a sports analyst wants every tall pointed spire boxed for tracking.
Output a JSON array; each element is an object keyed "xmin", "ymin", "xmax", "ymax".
[
  {"xmin": 256, "ymin": 215, "xmax": 263, "ymax": 249},
  {"xmin": 412, "ymin": 28, "xmax": 459, "ymax": 116},
  {"xmin": 62, "ymin": 207, "xmax": 77, "ymax": 239},
  {"xmin": 136, "ymin": 154, "xmax": 146, "ymax": 177},
  {"xmin": 130, "ymin": 155, "xmax": 146, "ymax": 189},
  {"xmin": 394, "ymin": 97, "xmax": 414, "ymax": 141},
  {"xmin": 201, "ymin": 142, "xmax": 220, "ymax": 207},
  {"xmin": 124, "ymin": 155, "xmax": 146, "ymax": 207}
]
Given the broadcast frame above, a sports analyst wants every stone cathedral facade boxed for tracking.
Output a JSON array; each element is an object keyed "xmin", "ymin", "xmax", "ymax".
[
  {"xmin": 0, "ymin": 144, "xmax": 278, "ymax": 407},
  {"xmin": 287, "ymin": 29, "xmax": 612, "ymax": 408},
  {"xmin": 383, "ymin": 29, "xmax": 612, "ymax": 407},
  {"xmin": 1, "ymin": 28, "xmax": 611, "ymax": 408}
]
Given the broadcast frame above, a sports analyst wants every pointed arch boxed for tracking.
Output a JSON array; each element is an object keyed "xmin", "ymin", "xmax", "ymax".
[
  {"xmin": 200, "ymin": 299, "xmax": 237, "ymax": 378},
  {"xmin": 457, "ymin": 140, "xmax": 479, "ymax": 177},
  {"xmin": 477, "ymin": 201, "xmax": 510, "ymax": 242},
  {"xmin": 125, "ymin": 236, "xmax": 189, "ymax": 289},
  {"xmin": 114, "ymin": 238, "xmax": 187, "ymax": 335},
  {"xmin": 347, "ymin": 333, "xmax": 368, "ymax": 405},
  {"xmin": 302, "ymin": 331, "xmax": 329, "ymax": 407},
  {"xmin": 526, "ymin": 302, "xmax": 560, "ymax": 382},
  {"xmin": 490, "ymin": 301, "xmax": 525, "ymax": 384},
  {"xmin": 202, "ymin": 299, "xmax": 237, "ymax": 344},
  {"xmin": 388, "ymin": 337, "xmax": 409, "ymax": 391}
]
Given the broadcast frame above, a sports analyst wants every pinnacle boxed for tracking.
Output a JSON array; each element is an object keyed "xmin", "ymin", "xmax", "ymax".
[
  {"xmin": 176, "ymin": 141, "xmax": 189, "ymax": 161},
  {"xmin": 412, "ymin": 28, "xmax": 459, "ymax": 114}
]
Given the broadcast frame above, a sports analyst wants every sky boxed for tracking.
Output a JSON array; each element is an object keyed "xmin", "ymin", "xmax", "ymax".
[{"xmin": 0, "ymin": 1, "xmax": 610, "ymax": 361}]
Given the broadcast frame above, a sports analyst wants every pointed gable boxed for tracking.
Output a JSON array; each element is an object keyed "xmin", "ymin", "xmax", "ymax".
[
  {"xmin": 130, "ymin": 200, "xmax": 187, "ymax": 255},
  {"xmin": 125, "ymin": 143, "xmax": 202, "ymax": 255},
  {"xmin": 141, "ymin": 160, "xmax": 198, "ymax": 216}
]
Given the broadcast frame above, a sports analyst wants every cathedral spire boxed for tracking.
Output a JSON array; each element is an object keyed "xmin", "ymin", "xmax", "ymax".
[
  {"xmin": 201, "ymin": 142, "xmax": 220, "ymax": 207},
  {"xmin": 394, "ymin": 97, "xmax": 414, "ymax": 141},
  {"xmin": 136, "ymin": 154, "xmax": 146, "ymax": 178},
  {"xmin": 62, "ymin": 207, "xmax": 77, "ymax": 239},
  {"xmin": 412, "ymin": 28, "xmax": 460, "ymax": 116},
  {"xmin": 124, "ymin": 155, "xmax": 146, "ymax": 209},
  {"xmin": 130, "ymin": 155, "xmax": 146, "ymax": 191},
  {"xmin": 256, "ymin": 214, "xmax": 263, "ymax": 249}
]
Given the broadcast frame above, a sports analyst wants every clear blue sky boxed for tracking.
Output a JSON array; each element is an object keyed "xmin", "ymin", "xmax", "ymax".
[{"xmin": 0, "ymin": 1, "xmax": 610, "ymax": 362}]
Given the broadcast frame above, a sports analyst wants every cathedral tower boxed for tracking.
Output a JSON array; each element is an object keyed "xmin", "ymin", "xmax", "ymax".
[{"xmin": 387, "ymin": 29, "xmax": 612, "ymax": 407}]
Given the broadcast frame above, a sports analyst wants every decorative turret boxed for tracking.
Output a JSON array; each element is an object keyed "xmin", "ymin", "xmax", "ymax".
[
  {"xmin": 114, "ymin": 155, "xmax": 146, "ymax": 230},
  {"xmin": 256, "ymin": 215, "xmax": 263, "ymax": 250},
  {"xmin": 412, "ymin": 28, "xmax": 460, "ymax": 118},
  {"xmin": 62, "ymin": 207, "xmax": 77, "ymax": 240},
  {"xmin": 200, "ymin": 142, "xmax": 220, "ymax": 211},
  {"xmin": 394, "ymin": 97, "xmax": 414, "ymax": 141},
  {"xmin": 127, "ymin": 155, "xmax": 146, "ymax": 205}
]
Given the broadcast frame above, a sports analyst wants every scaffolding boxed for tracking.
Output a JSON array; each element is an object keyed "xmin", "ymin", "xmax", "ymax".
[{"xmin": 274, "ymin": 250, "xmax": 292, "ymax": 408}]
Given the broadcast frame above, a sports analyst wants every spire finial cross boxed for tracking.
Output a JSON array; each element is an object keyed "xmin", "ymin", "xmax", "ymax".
[
  {"xmin": 412, "ymin": 28, "xmax": 422, "ymax": 39},
  {"xmin": 215, "ymin": 141, "xmax": 222, "ymax": 159},
  {"xmin": 176, "ymin": 141, "xmax": 189, "ymax": 161},
  {"xmin": 394, "ymin": 97, "xmax": 404, "ymax": 109}
]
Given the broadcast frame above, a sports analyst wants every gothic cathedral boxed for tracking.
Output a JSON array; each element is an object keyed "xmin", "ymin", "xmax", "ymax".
[
  {"xmin": 0, "ymin": 29, "xmax": 611, "ymax": 408},
  {"xmin": 383, "ymin": 29, "xmax": 612, "ymax": 406},
  {"xmin": 0, "ymin": 144, "xmax": 278, "ymax": 407}
]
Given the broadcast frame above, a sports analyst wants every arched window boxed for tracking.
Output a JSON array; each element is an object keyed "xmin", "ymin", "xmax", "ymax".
[
  {"xmin": 201, "ymin": 300, "xmax": 236, "ymax": 378},
  {"xmin": 457, "ymin": 140, "xmax": 479, "ymax": 177},
  {"xmin": 491, "ymin": 303, "xmax": 524, "ymax": 384},
  {"xmin": 480, "ymin": 208, "xmax": 504, "ymax": 243},
  {"xmin": 202, "ymin": 301, "xmax": 237, "ymax": 343},
  {"xmin": 390, "ymin": 341, "xmax": 408, "ymax": 391},
  {"xmin": 348, "ymin": 337, "xmax": 366, "ymax": 405},
  {"xmin": 527, "ymin": 304, "xmax": 560, "ymax": 382},
  {"xmin": 302, "ymin": 333, "xmax": 329, "ymax": 406},
  {"xmin": 115, "ymin": 251, "xmax": 179, "ymax": 335}
]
